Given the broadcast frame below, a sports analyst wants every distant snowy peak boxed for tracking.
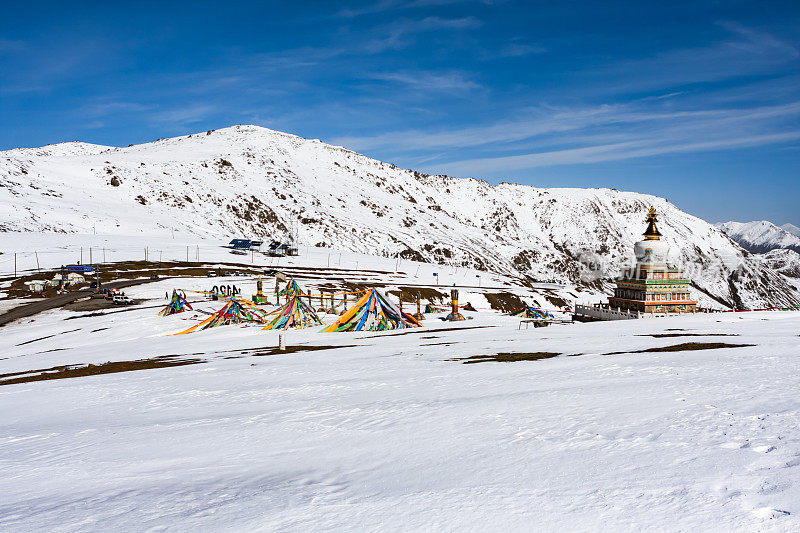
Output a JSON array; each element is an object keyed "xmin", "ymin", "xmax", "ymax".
[
  {"xmin": 716, "ymin": 220, "xmax": 800, "ymax": 254},
  {"xmin": 781, "ymin": 223, "xmax": 800, "ymax": 239}
]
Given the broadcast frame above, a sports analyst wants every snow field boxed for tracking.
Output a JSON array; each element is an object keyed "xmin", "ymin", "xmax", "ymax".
[{"xmin": 1, "ymin": 290, "xmax": 799, "ymax": 531}]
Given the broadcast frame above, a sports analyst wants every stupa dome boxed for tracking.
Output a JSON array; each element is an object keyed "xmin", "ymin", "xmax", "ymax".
[
  {"xmin": 634, "ymin": 206, "xmax": 669, "ymax": 264},
  {"xmin": 634, "ymin": 238, "xmax": 670, "ymax": 264}
]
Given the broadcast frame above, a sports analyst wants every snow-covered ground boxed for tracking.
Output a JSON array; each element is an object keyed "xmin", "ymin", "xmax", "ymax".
[
  {"xmin": 1, "ymin": 277, "xmax": 799, "ymax": 531},
  {"xmin": 0, "ymin": 231, "xmax": 516, "ymax": 288}
]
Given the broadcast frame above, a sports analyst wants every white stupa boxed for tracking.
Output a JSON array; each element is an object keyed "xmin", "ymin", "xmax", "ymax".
[{"xmin": 609, "ymin": 207, "xmax": 697, "ymax": 313}]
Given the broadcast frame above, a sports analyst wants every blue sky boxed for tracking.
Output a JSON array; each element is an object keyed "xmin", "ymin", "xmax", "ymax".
[{"xmin": 1, "ymin": 1, "xmax": 799, "ymax": 224}]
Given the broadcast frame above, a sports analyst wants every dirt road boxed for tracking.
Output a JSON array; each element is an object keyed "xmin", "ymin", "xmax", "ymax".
[{"xmin": 0, "ymin": 279, "xmax": 160, "ymax": 327}]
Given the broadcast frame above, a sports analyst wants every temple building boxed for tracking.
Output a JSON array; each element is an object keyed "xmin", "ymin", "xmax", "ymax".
[{"xmin": 608, "ymin": 207, "xmax": 698, "ymax": 314}]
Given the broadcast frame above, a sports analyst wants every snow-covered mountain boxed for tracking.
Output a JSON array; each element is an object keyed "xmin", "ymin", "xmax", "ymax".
[
  {"xmin": 762, "ymin": 248, "xmax": 800, "ymax": 279},
  {"xmin": 716, "ymin": 220, "xmax": 800, "ymax": 254},
  {"xmin": 3, "ymin": 125, "xmax": 799, "ymax": 308},
  {"xmin": 782, "ymin": 223, "xmax": 800, "ymax": 239}
]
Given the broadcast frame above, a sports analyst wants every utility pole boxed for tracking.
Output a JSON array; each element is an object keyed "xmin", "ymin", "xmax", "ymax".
[
  {"xmin": 14, "ymin": 253, "xmax": 16, "ymax": 278},
  {"xmin": 35, "ymin": 252, "xmax": 40, "ymax": 272},
  {"xmin": 80, "ymin": 247, "xmax": 83, "ymax": 264}
]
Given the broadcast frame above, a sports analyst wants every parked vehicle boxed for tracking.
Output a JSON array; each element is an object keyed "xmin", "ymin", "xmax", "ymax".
[{"xmin": 113, "ymin": 295, "xmax": 134, "ymax": 305}]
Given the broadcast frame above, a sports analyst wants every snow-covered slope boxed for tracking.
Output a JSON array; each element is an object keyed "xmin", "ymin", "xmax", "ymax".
[
  {"xmin": 3, "ymin": 125, "xmax": 799, "ymax": 308},
  {"xmin": 762, "ymin": 248, "xmax": 800, "ymax": 279},
  {"xmin": 717, "ymin": 220, "xmax": 800, "ymax": 254},
  {"xmin": 2, "ymin": 297, "xmax": 800, "ymax": 530},
  {"xmin": 781, "ymin": 223, "xmax": 800, "ymax": 239}
]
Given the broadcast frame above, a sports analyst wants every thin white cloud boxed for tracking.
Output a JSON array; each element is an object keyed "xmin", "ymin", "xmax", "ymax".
[
  {"xmin": 480, "ymin": 42, "xmax": 546, "ymax": 59},
  {"xmin": 338, "ymin": 0, "xmax": 496, "ymax": 18},
  {"xmin": 0, "ymin": 39, "xmax": 26, "ymax": 52},
  {"xmin": 365, "ymin": 70, "xmax": 481, "ymax": 92},
  {"xmin": 439, "ymin": 130, "xmax": 800, "ymax": 175},
  {"xmin": 147, "ymin": 104, "xmax": 218, "ymax": 126},
  {"xmin": 81, "ymin": 101, "xmax": 155, "ymax": 118},
  {"xmin": 333, "ymin": 101, "xmax": 800, "ymax": 154},
  {"xmin": 592, "ymin": 22, "xmax": 799, "ymax": 93}
]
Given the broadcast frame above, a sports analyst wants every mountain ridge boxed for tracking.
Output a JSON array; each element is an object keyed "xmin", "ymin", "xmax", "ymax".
[
  {"xmin": 3, "ymin": 124, "xmax": 799, "ymax": 309},
  {"xmin": 781, "ymin": 223, "xmax": 800, "ymax": 239},
  {"xmin": 716, "ymin": 220, "xmax": 800, "ymax": 254}
]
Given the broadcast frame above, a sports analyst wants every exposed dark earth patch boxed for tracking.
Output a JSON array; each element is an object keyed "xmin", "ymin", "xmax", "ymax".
[
  {"xmin": 243, "ymin": 344, "xmax": 358, "ymax": 357},
  {"xmin": 15, "ymin": 328, "xmax": 81, "ymax": 346},
  {"xmin": 64, "ymin": 298, "xmax": 118, "ymax": 312},
  {"xmin": 356, "ymin": 325, "xmax": 496, "ymax": 339},
  {"xmin": 604, "ymin": 342, "xmax": 755, "ymax": 355},
  {"xmin": 638, "ymin": 333, "xmax": 740, "ymax": 338},
  {"xmin": 0, "ymin": 355, "xmax": 204, "ymax": 386},
  {"xmin": 420, "ymin": 342, "xmax": 456, "ymax": 346},
  {"xmin": 450, "ymin": 352, "xmax": 561, "ymax": 364},
  {"xmin": 483, "ymin": 292, "xmax": 526, "ymax": 312},
  {"xmin": 65, "ymin": 312, "xmax": 107, "ymax": 320}
]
